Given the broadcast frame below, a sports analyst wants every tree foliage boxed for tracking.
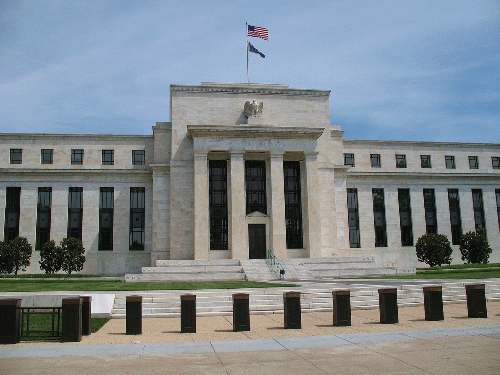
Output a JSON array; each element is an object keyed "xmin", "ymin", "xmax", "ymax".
[
  {"xmin": 39, "ymin": 240, "xmax": 63, "ymax": 274},
  {"xmin": 415, "ymin": 233, "xmax": 453, "ymax": 267},
  {"xmin": 6, "ymin": 237, "xmax": 33, "ymax": 275},
  {"xmin": 60, "ymin": 237, "xmax": 86, "ymax": 275},
  {"xmin": 459, "ymin": 231, "xmax": 492, "ymax": 264},
  {"xmin": 0, "ymin": 241, "xmax": 13, "ymax": 274}
]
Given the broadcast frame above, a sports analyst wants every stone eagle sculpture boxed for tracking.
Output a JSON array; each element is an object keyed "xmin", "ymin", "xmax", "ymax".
[{"xmin": 244, "ymin": 100, "xmax": 263, "ymax": 118}]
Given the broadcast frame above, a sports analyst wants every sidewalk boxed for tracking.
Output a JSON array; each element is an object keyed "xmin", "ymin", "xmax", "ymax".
[{"xmin": 1, "ymin": 302, "xmax": 499, "ymax": 374}]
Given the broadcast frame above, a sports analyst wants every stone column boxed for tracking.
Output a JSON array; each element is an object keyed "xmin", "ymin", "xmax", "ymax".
[
  {"xmin": 230, "ymin": 152, "xmax": 246, "ymax": 259},
  {"xmin": 304, "ymin": 152, "xmax": 321, "ymax": 258},
  {"xmin": 270, "ymin": 153, "xmax": 286, "ymax": 258},
  {"xmin": 151, "ymin": 164, "xmax": 170, "ymax": 263},
  {"xmin": 194, "ymin": 152, "xmax": 209, "ymax": 259}
]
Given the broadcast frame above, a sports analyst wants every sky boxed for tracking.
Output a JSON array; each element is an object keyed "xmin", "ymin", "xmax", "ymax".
[{"xmin": 1, "ymin": 0, "xmax": 499, "ymax": 143}]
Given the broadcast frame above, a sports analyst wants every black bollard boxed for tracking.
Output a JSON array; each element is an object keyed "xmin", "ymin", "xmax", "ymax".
[
  {"xmin": 126, "ymin": 295, "xmax": 143, "ymax": 335},
  {"xmin": 232, "ymin": 293, "xmax": 250, "ymax": 332},
  {"xmin": 283, "ymin": 292, "xmax": 301, "ymax": 329},
  {"xmin": 379, "ymin": 288, "xmax": 398, "ymax": 324},
  {"xmin": 465, "ymin": 284, "xmax": 487, "ymax": 318},
  {"xmin": 332, "ymin": 290, "xmax": 351, "ymax": 326},
  {"xmin": 180, "ymin": 294, "xmax": 196, "ymax": 333},
  {"xmin": 0, "ymin": 299, "xmax": 21, "ymax": 344},
  {"xmin": 61, "ymin": 297, "xmax": 83, "ymax": 342},
  {"xmin": 81, "ymin": 296, "xmax": 92, "ymax": 336},
  {"xmin": 423, "ymin": 286, "xmax": 444, "ymax": 321}
]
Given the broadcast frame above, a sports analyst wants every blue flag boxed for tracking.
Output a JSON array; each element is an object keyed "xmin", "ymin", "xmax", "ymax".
[{"xmin": 248, "ymin": 41, "xmax": 265, "ymax": 58}]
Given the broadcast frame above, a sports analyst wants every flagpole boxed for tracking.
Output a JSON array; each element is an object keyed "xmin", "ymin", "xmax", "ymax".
[{"xmin": 246, "ymin": 21, "xmax": 249, "ymax": 84}]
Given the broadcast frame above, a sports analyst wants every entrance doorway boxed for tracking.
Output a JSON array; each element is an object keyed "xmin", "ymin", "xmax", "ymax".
[{"xmin": 248, "ymin": 224, "xmax": 266, "ymax": 259}]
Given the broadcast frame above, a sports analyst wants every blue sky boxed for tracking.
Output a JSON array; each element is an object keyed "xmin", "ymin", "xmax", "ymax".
[{"xmin": 1, "ymin": 0, "xmax": 499, "ymax": 142}]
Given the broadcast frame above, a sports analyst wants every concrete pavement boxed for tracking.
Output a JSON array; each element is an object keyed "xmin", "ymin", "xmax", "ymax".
[{"xmin": 1, "ymin": 302, "xmax": 499, "ymax": 374}]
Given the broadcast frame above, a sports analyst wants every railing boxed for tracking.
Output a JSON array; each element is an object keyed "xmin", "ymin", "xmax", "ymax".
[
  {"xmin": 19, "ymin": 307, "xmax": 62, "ymax": 340},
  {"xmin": 266, "ymin": 249, "xmax": 286, "ymax": 280}
]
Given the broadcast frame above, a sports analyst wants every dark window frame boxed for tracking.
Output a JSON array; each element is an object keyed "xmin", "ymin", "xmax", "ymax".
[
  {"xmin": 495, "ymin": 189, "xmax": 500, "ymax": 232},
  {"xmin": 41, "ymin": 149, "xmax": 53, "ymax": 165},
  {"xmin": 423, "ymin": 189, "xmax": 438, "ymax": 234},
  {"xmin": 372, "ymin": 188, "xmax": 387, "ymax": 247},
  {"xmin": 398, "ymin": 189, "xmax": 413, "ymax": 246},
  {"xmin": 132, "ymin": 150, "xmax": 145, "ymax": 166},
  {"xmin": 472, "ymin": 189, "xmax": 486, "ymax": 237},
  {"xmin": 284, "ymin": 161, "xmax": 303, "ymax": 249},
  {"xmin": 344, "ymin": 153, "xmax": 355, "ymax": 167},
  {"xmin": 129, "ymin": 187, "xmax": 145, "ymax": 250},
  {"xmin": 445, "ymin": 155, "xmax": 455, "ymax": 169},
  {"xmin": 468, "ymin": 156, "xmax": 479, "ymax": 169},
  {"xmin": 67, "ymin": 187, "xmax": 83, "ymax": 240},
  {"xmin": 102, "ymin": 150, "xmax": 114, "ymax": 165},
  {"xmin": 245, "ymin": 160, "xmax": 267, "ymax": 215},
  {"xmin": 448, "ymin": 189, "xmax": 462, "ymax": 245},
  {"xmin": 10, "ymin": 149, "xmax": 22, "ymax": 164},
  {"xmin": 4, "ymin": 187, "xmax": 21, "ymax": 242},
  {"xmin": 36, "ymin": 187, "xmax": 52, "ymax": 250},
  {"xmin": 420, "ymin": 155, "xmax": 431, "ymax": 169},
  {"xmin": 209, "ymin": 160, "xmax": 228, "ymax": 250},
  {"xmin": 492, "ymin": 157, "xmax": 500, "ymax": 169},
  {"xmin": 347, "ymin": 188, "xmax": 360, "ymax": 248},
  {"xmin": 395, "ymin": 154, "xmax": 407, "ymax": 168},
  {"xmin": 370, "ymin": 154, "xmax": 381, "ymax": 168},
  {"xmin": 99, "ymin": 187, "xmax": 114, "ymax": 251},
  {"xmin": 71, "ymin": 149, "xmax": 84, "ymax": 165}
]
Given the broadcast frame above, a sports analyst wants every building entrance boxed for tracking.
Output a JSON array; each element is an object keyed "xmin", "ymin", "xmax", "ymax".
[{"xmin": 248, "ymin": 224, "xmax": 266, "ymax": 259}]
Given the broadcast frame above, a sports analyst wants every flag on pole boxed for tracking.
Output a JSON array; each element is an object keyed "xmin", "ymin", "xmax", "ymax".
[
  {"xmin": 248, "ymin": 42, "xmax": 265, "ymax": 58},
  {"xmin": 247, "ymin": 24, "xmax": 268, "ymax": 41}
]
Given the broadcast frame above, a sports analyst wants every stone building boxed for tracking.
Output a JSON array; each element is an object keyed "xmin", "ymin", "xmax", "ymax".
[{"xmin": 1, "ymin": 82, "xmax": 500, "ymax": 275}]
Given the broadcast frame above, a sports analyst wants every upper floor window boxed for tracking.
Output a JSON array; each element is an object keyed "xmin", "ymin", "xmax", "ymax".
[
  {"xmin": 10, "ymin": 149, "xmax": 22, "ymax": 164},
  {"xmin": 132, "ymin": 150, "xmax": 145, "ymax": 165},
  {"xmin": 102, "ymin": 150, "xmax": 114, "ymax": 165},
  {"xmin": 395, "ymin": 154, "xmax": 406, "ymax": 168},
  {"xmin": 492, "ymin": 157, "xmax": 500, "ymax": 169},
  {"xmin": 468, "ymin": 156, "xmax": 479, "ymax": 169},
  {"xmin": 420, "ymin": 155, "xmax": 431, "ymax": 168},
  {"xmin": 445, "ymin": 155, "xmax": 455, "ymax": 169},
  {"xmin": 41, "ymin": 149, "xmax": 53, "ymax": 164},
  {"xmin": 71, "ymin": 149, "xmax": 84, "ymax": 165},
  {"xmin": 370, "ymin": 154, "xmax": 381, "ymax": 168},
  {"xmin": 245, "ymin": 160, "xmax": 267, "ymax": 215},
  {"xmin": 344, "ymin": 153, "xmax": 355, "ymax": 167}
]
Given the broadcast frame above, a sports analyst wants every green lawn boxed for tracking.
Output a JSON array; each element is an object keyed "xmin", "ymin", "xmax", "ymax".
[
  {"xmin": 0, "ymin": 279, "xmax": 297, "ymax": 292},
  {"xmin": 378, "ymin": 263, "xmax": 500, "ymax": 279}
]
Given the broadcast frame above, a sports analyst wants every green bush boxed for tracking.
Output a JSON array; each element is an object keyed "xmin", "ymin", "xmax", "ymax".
[
  {"xmin": 459, "ymin": 231, "xmax": 492, "ymax": 264},
  {"xmin": 6, "ymin": 237, "xmax": 33, "ymax": 275},
  {"xmin": 416, "ymin": 233, "xmax": 453, "ymax": 267},
  {"xmin": 39, "ymin": 240, "xmax": 63, "ymax": 274},
  {"xmin": 0, "ymin": 241, "xmax": 13, "ymax": 274},
  {"xmin": 60, "ymin": 237, "xmax": 86, "ymax": 275}
]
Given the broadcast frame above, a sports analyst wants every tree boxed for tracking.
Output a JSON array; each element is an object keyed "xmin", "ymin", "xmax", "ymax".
[
  {"xmin": 459, "ymin": 231, "xmax": 492, "ymax": 264},
  {"xmin": 0, "ymin": 241, "xmax": 14, "ymax": 274},
  {"xmin": 60, "ymin": 237, "xmax": 86, "ymax": 275},
  {"xmin": 39, "ymin": 240, "xmax": 63, "ymax": 274},
  {"xmin": 8, "ymin": 237, "xmax": 33, "ymax": 275},
  {"xmin": 415, "ymin": 233, "xmax": 453, "ymax": 267}
]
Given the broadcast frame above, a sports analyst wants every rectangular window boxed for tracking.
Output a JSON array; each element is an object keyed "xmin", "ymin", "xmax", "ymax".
[
  {"xmin": 370, "ymin": 154, "xmax": 381, "ymax": 168},
  {"xmin": 41, "ymin": 149, "xmax": 53, "ymax": 164},
  {"xmin": 130, "ymin": 187, "xmax": 145, "ymax": 250},
  {"xmin": 492, "ymin": 157, "xmax": 500, "ymax": 169},
  {"xmin": 99, "ymin": 187, "xmax": 114, "ymax": 251},
  {"xmin": 448, "ymin": 189, "xmax": 462, "ymax": 245},
  {"xmin": 36, "ymin": 187, "xmax": 52, "ymax": 250},
  {"xmin": 468, "ymin": 156, "xmax": 479, "ymax": 169},
  {"xmin": 4, "ymin": 187, "xmax": 21, "ymax": 242},
  {"xmin": 398, "ymin": 189, "xmax": 413, "ymax": 246},
  {"xmin": 423, "ymin": 189, "xmax": 437, "ymax": 234},
  {"xmin": 132, "ymin": 150, "xmax": 145, "ymax": 165},
  {"xmin": 472, "ymin": 189, "xmax": 486, "ymax": 237},
  {"xmin": 67, "ymin": 187, "xmax": 83, "ymax": 240},
  {"xmin": 284, "ymin": 161, "xmax": 303, "ymax": 249},
  {"xmin": 10, "ymin": 149, "xmax": 22, "ymax": 164},
  {"xmin": 372, "ymin": 188, "xmax": 387, "ymax": 247},
  {"xmin": 347, "ymin": 188, "xmax": 360, "ymax": 248},
  {"xmin": 209, "ymin": 160, "xmax": 228, "ymax": 250},
  {"xmin": 420, "ymin": 155, "xmax": 431, "ymax": 168},
  {"xmin": 496, "ymin": 189, "xmax": 500, "ymax": 231},
  {"xmin": 245, "ymin": 160, "xmax": 267, "ymax": 215},
  {"xmin": 445, "ymin": 155, "xmax": 455, "ymax": 169},
  {"xmin": 344, "ymin": 153, "xmax": 355, "ymax": 167},
  {"xmin": 395, "ymin": 154, "xmax": 406, "ymax": 168},
  {"xmin": 102, "ymin": 150, "xmax": 114, "ymax": 165},
  {"xmin": 71, "ymin": 149, "xmax": 84, "ymax": 165}
]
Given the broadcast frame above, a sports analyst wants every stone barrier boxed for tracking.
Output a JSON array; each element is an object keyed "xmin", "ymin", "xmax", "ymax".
[
  {"xmin": 61, "ymin": 297, "xmax": 82, "ymax": 342},
  {"xmin": 283, "ymin": 291, "xmax": 301, "ymax": 329}
]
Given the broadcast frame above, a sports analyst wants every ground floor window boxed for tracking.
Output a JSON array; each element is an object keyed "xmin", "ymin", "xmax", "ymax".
[
  {"xmin": 347, "ymin": 188, "xmax": 360, "ymax": 248},
  {"xmin": 398, "ymin": 189, "xmax": 413, "ymax": 246},
  {"xmin": 99, "ymin": 187, "xmax": 114, "ymax": 250},
  {"xmin": 4, "ymin": 187, "xmax": 21, "ymax": 242},
  {"xmin": 209, "ymin": 160, "xmax": 228, "ymax": 250},
  {"xmin": 284, "ymin": 161, "xmax": 303, "ymax": 249},
  {"xmin": 448, "ymin": 189, "xmax": 462, "ymax": 245},
  {"xmin": 36, "ymin": 187, "xmax": 52, "ymax": 250},
  {"xmin": 423, "ymin": 189, "xmax": 437, "ymax": 234},
  {"xmin": 372, "ymin": 188, "xmax": 387, "ymax": 247},
  {"xmin": 130, "ymin": 187, "xmax": 145, "ymax": 250},
  {"xmin": 68, "ymin": 187, "xmax": 83, "ymax": 240},
  {"xmin": 472, "ymin": 189, "xmax": 486, "ymax": 237}
]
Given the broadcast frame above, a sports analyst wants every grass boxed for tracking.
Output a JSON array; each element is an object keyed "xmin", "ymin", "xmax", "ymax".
[
  {"xmin": 0, "ymin": 280, "xmax": 297, "ymax": 292},
  {"xmin": 376, "ymin": 263, "xmax": 500, "ymax": 280},
  {"xmin": 0, "ymin": 274, "xmax": 114, "ymax": 279}
]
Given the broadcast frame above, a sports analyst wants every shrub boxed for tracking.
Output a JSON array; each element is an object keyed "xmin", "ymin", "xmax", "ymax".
[
  {"xmin": 39, "ymin": 240, "xmax": 63, "ymax": 274},
  {"xmin": 60, "ymin": 237, "xmax": 86, "ymax": 275},
  {"xmin": 0, "ymin": 241, "xmax": 13, "ymax": 274},
  {"xmin": 459, "ymin": 231, "xmax": 492, "ymax": 264},
  {"xmin": 415, "ymin": 233, "xmax": 453, "ymax": 267},
  {"xmin": 7, "ymin": 236, "xmax": 33, "ymax": 275}
]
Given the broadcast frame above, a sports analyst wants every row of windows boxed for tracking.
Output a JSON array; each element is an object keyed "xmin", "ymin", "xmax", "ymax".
[
  {"xmin": 344, "ymin": 153, "xmax": 500, "ymax": 170},
  {"xmin": 4, "ymin": 187, "xmax": 145, "ymax": 251},
  {"xmin": 347, "ymin": 188, "xmax": 500, "ymax": 248},
  {"xmin": 8, "ymin": 149, "xmax": 145, "ymax": 166}
]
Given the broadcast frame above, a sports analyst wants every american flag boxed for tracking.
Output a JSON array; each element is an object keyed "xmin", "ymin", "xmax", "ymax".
[{"xmin": 247, "ymin": 25, "xmax": 268, "ymax": 41}]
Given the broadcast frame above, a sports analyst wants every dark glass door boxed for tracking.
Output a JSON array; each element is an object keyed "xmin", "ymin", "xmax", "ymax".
[{"xmin": 248, "ymin": 224, "xmax": 266, "ymax": 259}]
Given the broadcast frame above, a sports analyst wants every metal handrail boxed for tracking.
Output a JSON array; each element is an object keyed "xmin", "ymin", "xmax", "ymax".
[{"xmin": 266, "ymin": 249, "xmax": 285, "ymax": 279}]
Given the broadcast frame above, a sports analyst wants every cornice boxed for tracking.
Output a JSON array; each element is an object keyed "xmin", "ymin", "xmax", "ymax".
[
  {"xmin": 343, "ymin": 138, "xmax": 500, "ymax": 149},
  {"xmin": 347, "ymin": 171, "xmax": 500, "ymax": 179},
  {"xmin": 0, "ymin": 168, "xmax": 151, "ymax": 175},
  {"xmin": 187, "ymin": 125, "xmax": 324, "ymax": 140},
  {"xmin": 0, "ymin": 133, "xmax": 153, "ymax": 142},
  {"xmin": 171, "ymin": 84, "xmax": 330, "ymax": 97}
]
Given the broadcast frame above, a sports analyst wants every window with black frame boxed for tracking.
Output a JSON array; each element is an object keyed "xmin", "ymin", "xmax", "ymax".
[
  {"xmin": 132, "ymin": 150, "xmax": 145, "ymax": 165},
  {"xmin": 41, "ymin": 149, "xmax": 53, "ymax": 164},
  {"xmin": 420, "ymin": 155, "xmax": 431, "ymax": 168},
  {"xmin": 398, "ymin": 189, "xmax": 413, "ymax": 246},
  {"xmin": 130, "ymin": 187, "xmax": 145, "ymax": 250},
  {"xmin": 67, "ymin": 187, "xmax": 83, "ymax": 240},
  {"xmin": 344, "ymin": 153, "xmax": 355, "ymax": 167},
  {"xmin": 496, "ymin": 189, "xmax": 500, "ymax": 231},
  {"xmin": 36, "ymin": 187, "xmax": 52, "ymax": 250},
  {"xmin": 71, "ymin": 149, "xmax": 84, "ymax": 165},
  {"xmin": 99, "ymin": 187, "xmax": 114, "ymax": 250},
  {"xmin": 4, "ymin": 187, "xmax": 21, "ymax": 242},
  {"xmin": 448, "ymin": 189, "xmax": 462, "ymax": 245},
  {"xmin": 395, "ymin": 154, "xmax": 406, "ymax": 168},
  {"xmin": 468, "ymin": 156, "xmax": 479, "ymax": 169},
  {"xmin": 372, "ymin": 188, "xmax": 387, "ymax": 247},
  {"xmin": 347, "ymin": 188, "xmax": 360, "ymax": 248},
  {"xmin": 445, "ymin": 155, "xmax": 455, "ymax": 169},
  {"xmin": 245, "ymin": 160, "xmax": 267, "ymax": 215},
  {"xmin": 423, "ymin": 189, "xmax": 437, "ymax": 234},
  {"xmin": 102, "ymin": 150, "xmax": 114, "ymax": 165},
  {"xmin": 209, "ymin": 160, "xmax": 228, "ymax": 250},
  {"xmin": 370, "ymin": 154, "xmax": 381, "ymax": 168},
  {"xmin": 472, "ymin": 189, "xmax": 486, "ymax": 237},
  {"xmin": 10, "ymin": 149, "xmax": 22, "ymax": 164},
  {"xmin": 284, "ymin": 161, "xmax": 303, "ymax": 249}
]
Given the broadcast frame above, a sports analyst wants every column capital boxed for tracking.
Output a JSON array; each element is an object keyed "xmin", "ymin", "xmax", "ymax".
[
  {"xmin": 304, "ymin": 151, "xmax": 319, "ymax": 161},
  {"xmin": 230, "ymin": 151, "xmax": 245, "ymax": 158},
  {"xmin": 269, "ymin": 152, "xmax": 284, "ymax": 159}
]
